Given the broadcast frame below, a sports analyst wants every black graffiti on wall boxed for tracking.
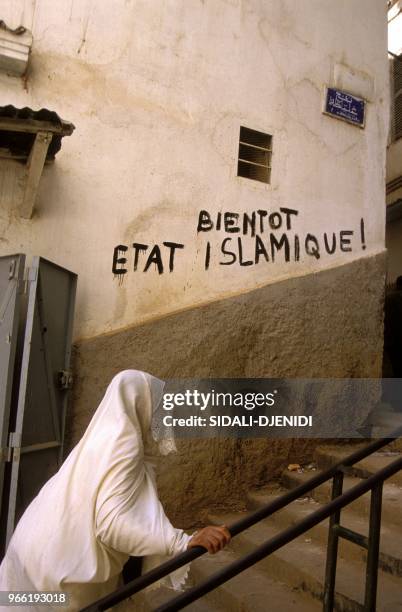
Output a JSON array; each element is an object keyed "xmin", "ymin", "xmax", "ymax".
[
  {"xmin": 198, "ymin": 209, "xmax": 366, "ymax": 269},
  {"xmin": 112, "ymin": 242, "xmax": 184, "ymax": 276},
  {"xmin": 112, "ymin": 209, "xmax": 367, "ymax": 277}
]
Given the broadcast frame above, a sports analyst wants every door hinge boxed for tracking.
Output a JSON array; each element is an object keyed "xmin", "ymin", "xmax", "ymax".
[
  {"xmin": 58, "ymin": 370, "xmax": 73, "ymax": 390},
  {"xmin": 18, "ymin": 266, "xmax": 37, "ymax": 295},
  {"xmin": 3, "ymin": 432, "xmax": 22, "ymax": 462},
  {"xmin": 20, "ymin": 266, "xmax": 37, "ymax": 294},
  {"xmin": 8, "ymin": 259, "xmax": 17, "ymax": 279},
  {"xmin": 26, "ymin": 266, "xmax": 37, "ymax": 282}
]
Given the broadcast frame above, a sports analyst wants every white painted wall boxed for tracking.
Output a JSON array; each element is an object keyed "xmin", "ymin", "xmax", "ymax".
[
  {"xmin": 0, "ymin": 0, "xmax": 389, "ymax": 340},
  {"xmin": 388, "ymin": 1, "xmax": 402, "ymax": 56}
]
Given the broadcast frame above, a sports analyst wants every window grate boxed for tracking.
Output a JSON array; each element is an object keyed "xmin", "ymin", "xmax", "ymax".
[
  {"xmin": 392, "ymin": 55, "xmax": 402, "ymax": 141},
  {"xmin": 237, "ymin": 126, "xmax": 272, "ymax": 184}
]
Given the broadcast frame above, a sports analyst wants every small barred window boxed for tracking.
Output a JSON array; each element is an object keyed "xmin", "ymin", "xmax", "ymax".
[
  {"xmin": 237, "ymin": 126, "xmax": 272, "ymax": 184},
  {"xmin": 392, "ymin": 54, "xmax": 402, "ymax": 141}
]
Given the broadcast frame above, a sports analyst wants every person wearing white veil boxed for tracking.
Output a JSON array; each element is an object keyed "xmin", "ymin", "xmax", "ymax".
[{"xmin": 0, "ymin": 370, "xmax": 230, "ymax": 611}]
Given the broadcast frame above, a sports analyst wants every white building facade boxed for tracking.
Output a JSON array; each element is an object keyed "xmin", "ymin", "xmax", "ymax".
[{"xmin": 0, "ymin": 0, "xmax": 389, "ymax": 521}]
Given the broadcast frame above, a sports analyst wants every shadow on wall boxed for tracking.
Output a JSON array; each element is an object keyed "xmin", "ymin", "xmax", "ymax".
[
  {"xmin": 66, "ymin": 253, "xmax": 386, "ymax": 526},
  {"xmin": 383, "ymin": 276, "xmax": 402, "ymax": 378}
]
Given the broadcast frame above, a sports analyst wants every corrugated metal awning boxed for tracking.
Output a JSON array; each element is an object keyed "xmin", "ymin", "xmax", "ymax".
[{"xmin": 0, "ymin": 105, "xmax": 75, "ymax": 162}]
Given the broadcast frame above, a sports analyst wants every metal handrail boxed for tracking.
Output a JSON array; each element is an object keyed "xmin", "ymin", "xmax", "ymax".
[
  {"xmin": 156, "ymin": 456, "xmax": 402, "ymax": 612},
  {"xmin": 80, "ymin": 426, "xmax": 402, "ymax": 612}
]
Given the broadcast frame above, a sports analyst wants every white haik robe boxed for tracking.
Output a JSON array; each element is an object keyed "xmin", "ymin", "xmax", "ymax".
[{"xmin": 0, "ymin": 370, "xmax": 191, "ymax": 611}]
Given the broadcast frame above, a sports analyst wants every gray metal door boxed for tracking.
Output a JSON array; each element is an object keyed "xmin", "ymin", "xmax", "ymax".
[
  {"xmin": 0, "ymin": 255, "xmax": 25, "ymax": 516},
  {"xmin": 5, "ymin": 257, "xmax": 77, "ymax": 546}
]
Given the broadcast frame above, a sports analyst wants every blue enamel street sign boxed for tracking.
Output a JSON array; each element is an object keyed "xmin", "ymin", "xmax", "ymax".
[{"xmin": 324, "ymin": 87, "xmax": 365, "ymax": 128}]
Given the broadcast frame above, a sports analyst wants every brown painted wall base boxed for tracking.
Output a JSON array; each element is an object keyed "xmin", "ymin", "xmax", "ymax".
[{"xmin": 68, "ymin": 253, "xmax": 386, "ymax": 527}]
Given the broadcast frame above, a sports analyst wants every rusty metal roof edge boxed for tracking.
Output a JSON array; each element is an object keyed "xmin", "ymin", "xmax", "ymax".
[{"xmin": 0, "ymin": 105, "xmax": 75, "ymax": 136}]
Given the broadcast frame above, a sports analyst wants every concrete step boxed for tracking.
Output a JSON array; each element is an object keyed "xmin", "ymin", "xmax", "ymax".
[
  {"xmin": 314, "ymin": 445, "xmax": 402, "ymax": 487},
  {"xmin": 281, "ymin": 469, "xmax": 402, "ymax": 529},
  {"xmin": 246, "ymin": 489, "xmax": 402, "ymax": 576},
  {"xmin": 208, "ymin": 512, "xmax": 402, "ymax": 612},
  {"xmin": 115, "ymin": 584, "xmax": 221, "ymax": 612},
  {"xmin": 190, "ymin": 548, "xmax": 321, "ymax": 612}
]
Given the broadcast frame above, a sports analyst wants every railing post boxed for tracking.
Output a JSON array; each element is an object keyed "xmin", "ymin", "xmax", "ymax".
[
  {"xmin": 323, "ymin": 471, "xmax": 344, "ymax": 612},
  {"xmin": 364, "ymin": 482, "xmax": 383, "ymax": 611}
]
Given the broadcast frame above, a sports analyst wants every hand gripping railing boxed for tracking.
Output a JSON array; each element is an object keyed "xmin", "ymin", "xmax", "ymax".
[{"xmin": 81, "ymin": 427, "xmax": 402, "ymax": 612}]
